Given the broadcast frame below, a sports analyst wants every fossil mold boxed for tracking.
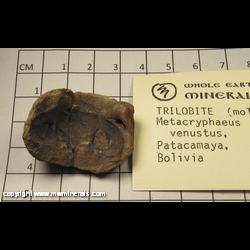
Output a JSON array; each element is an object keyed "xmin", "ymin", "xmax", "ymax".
[{"xmin": 22, "ymin": 89, "xmax": 134, "ymax": 174}]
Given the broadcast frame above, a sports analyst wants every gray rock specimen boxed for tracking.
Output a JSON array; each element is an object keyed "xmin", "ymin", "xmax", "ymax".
[{"xmin": 23, "ymin": 89, "xmax": 134, "ymax": 174}]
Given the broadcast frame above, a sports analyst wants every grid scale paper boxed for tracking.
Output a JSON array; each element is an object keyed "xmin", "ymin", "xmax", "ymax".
[{"xmin": 2, "ymin": 48, "xmax": 250, "ymax": 202}]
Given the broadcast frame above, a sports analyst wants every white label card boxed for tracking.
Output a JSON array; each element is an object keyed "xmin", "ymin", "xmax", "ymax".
[{"xmin": 133, "ymin": 70, "xmax": 250, "ymax": 191}]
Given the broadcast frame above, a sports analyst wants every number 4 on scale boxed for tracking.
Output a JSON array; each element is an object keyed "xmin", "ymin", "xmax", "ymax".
[{"xmin": 27, "ymin": 163, "xmax": 33, "ymax": 171}]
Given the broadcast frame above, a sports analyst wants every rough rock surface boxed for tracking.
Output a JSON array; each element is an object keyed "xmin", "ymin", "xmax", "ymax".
[{"xmin": 23, "ymin": 89, "xmax": 134, "ymax": 174}]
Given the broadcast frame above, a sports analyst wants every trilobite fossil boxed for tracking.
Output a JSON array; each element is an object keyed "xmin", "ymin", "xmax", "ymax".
[{"xmin": 23, "ymin": 89, "xmax": 134, "ymax": 174}]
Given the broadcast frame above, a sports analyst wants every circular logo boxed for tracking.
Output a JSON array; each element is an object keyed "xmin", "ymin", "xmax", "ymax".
[{"xmin": 152, "ymin": 83, "xmax": 177, "ymax": 101}]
